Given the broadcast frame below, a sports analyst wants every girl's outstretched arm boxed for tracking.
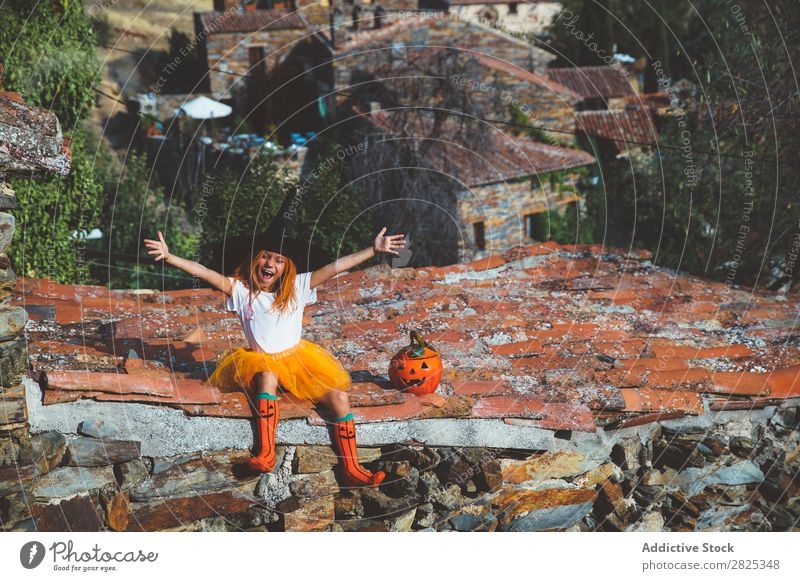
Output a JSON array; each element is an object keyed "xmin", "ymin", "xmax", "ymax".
[
  {"xmin": 310, "ymin": 227, "xmax": 406, "ymax": 289},
  {"xmin": 144, "ymin": 231, "xmax": 234, "ymax": 296}
]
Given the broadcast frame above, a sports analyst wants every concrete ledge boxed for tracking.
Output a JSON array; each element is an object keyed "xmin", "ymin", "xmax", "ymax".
[{"xmin": 24, "ymin": 378, "xmax": 790, "ymax": 458}]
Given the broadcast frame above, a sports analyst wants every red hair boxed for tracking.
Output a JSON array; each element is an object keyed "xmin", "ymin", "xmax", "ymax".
[{"xmin": 232, "ymin": 251, "xmax": 298, "ymax": 315}]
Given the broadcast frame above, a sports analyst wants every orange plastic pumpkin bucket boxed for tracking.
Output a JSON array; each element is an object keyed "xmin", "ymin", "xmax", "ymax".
[{"xmin": 389, "ymin": 330, "xmax": 443, "ymax": 396}]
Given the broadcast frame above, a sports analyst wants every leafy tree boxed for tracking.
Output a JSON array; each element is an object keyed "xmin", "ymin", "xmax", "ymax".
[
  {"xmin": 197, "ymin": 148, "xmax": 373, "ymax": 274},
  {"xmin": 9, "ymin": 127, "xmax": 103, "ymax": 283},
  {"xmin": 542, "ymin": 0, "xmax": 692, "ymax": 84},
  {"xmin": 89, "ymin": 152, "xmax": 196, "ymax": 290},
  {"xmin": 0, "ymin": 0, "xmax": 100, "ymax": 129},
  {"xmin": 2, "ymin": 1, "xmax": 105, "ymax": 284},
  {"xmin": 294, "ymin": 141, "xmax": 374, "ymax": 260},
  {"xmin": 198, "ymin": 155, "xmax": 294, "ymax": 268},
  {"xmin": 153, "ymin": 28, "xmax": 208, "ymax": 94}
]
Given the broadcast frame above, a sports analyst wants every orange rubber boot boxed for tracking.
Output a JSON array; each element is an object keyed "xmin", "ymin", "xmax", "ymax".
[
  {"xmin": 247, "ymin": 392, "xmax": 279, "ymax": 473},
  {"xmin": 331, "ymin": 413, "xmax": 385, "ymax": 487}
]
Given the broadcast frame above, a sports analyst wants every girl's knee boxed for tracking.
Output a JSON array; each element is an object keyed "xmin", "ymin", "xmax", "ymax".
[{"xmin": 317, "ymin": 389, "xmax": 348, "ymax": 406}]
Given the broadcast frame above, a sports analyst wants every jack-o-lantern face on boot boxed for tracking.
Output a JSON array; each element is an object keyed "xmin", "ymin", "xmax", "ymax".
[
  {"xmin": 338, "ymin": 424, "xmax": 356, "ymax": 440},
  {"xmin": 389, "ymin": 330, "xmax": 443, "ymax": 395}
]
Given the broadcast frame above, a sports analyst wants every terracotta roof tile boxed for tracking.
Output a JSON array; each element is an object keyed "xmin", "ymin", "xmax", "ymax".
[
  {"xmin": 198, "ymin": 9, "xmax": 306, "ymax": 34},
  {"xmin": 20, "ymin": 241, "xmax": 800, "ymax": 434},
  {"xmin": 546, "ymin": 66, "xmax": 637, "ymax": 100},
  {"xmin": 575, "ymin": 107, "xmax": 656, "ymax": 150},
  {"xmin": 367, "ymin": 110, "xmax": 595, "ymax": 186}
]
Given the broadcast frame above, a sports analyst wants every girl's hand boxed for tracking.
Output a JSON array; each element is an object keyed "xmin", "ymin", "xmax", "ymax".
[
  {"xmin": 373, "ymin": 227, "xmax": 406, "ymax": 256},
  {"xmin": 144, "ymin": 231, "xmax": 171, "ymax": 262}
]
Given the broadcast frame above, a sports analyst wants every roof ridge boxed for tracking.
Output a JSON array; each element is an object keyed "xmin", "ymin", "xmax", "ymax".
[{"xmin": 474, "ymin": 53, "xmax": 582, "ymax": 99}]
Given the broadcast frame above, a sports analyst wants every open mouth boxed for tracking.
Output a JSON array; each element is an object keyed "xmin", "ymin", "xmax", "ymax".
[
  {"xmin": 404, "ymin": 378, "xmax": 424, "ymax": 387},
  {"xmin": 260, "ymin": 267, "xmax": 276, "ymax": 281}
]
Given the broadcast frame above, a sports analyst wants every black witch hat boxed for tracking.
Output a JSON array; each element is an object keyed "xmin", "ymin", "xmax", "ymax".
[{"xmin": 211, "ymin": 191, "xmax": 332, "ymax": 275}]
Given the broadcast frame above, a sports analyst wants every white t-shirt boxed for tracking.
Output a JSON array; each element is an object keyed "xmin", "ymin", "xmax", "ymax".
[{"xmin": 225, "ymin": 271, "xmax": 317, "ymax": 354}]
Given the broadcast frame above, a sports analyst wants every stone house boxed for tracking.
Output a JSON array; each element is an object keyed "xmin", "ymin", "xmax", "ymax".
[
  {"xmin": 330, "ymin": 12, "xmax": 558, "ymax": 85},
  {"xmin": 340, "ymin": 109, "xmax": 595, "ymax": 265},
  {"xmin": 272, "ymin": 11, "xmax": 560, "ymax": 131},
  {"xmin": 464, "ymin": 53, "xmax": 580, "ymax": 143},
  {"xmin": 194, "ymin": 6, "xmax": 310, "ymax": 100},
  {"xmin": 447, "ymin": 0, "xmax": 563, "ymax": 35}
]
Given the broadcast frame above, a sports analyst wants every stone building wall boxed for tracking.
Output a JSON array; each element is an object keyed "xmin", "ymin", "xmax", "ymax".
[
  {"xmin": 334, "ymin": 16, "xmax": 557, "ymax": 93},
  {"xmin": 457, "ymin": 174, "xmax": 580, "ymax": 261},
  {"xmin": 204, "ymin": 28, "xmax": 310, "ymax": 99},
  {"xmin": 462, "ymin": 62, "xmax": 579, "ymax": 143}
]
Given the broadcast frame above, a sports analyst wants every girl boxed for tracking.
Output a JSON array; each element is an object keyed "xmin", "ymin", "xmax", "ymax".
[{"xmin": 143, "ymin": 227, "xmax": 406, "ymax": 487}]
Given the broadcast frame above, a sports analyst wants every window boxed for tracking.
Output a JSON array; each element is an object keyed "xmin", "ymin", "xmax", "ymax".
[
  {"xmin": 525, "ymin": 213, "xmax": 537, "ymax": 239},
  {"xmin": 473, "ymin": 221, "xmax": 486, "ymax": 250},
  {"xmin": 508, "ymin": 3, "xmax": 518, "ymax": 14}
]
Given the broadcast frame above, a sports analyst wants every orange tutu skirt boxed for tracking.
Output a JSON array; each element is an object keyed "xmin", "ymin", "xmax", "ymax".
[{"xmin": 208, "ymin": 339, "xmax": 352, "ymax": 402}]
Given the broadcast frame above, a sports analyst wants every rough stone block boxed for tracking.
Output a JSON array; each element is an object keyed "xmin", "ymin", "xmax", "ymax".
[
  {"xmin": 293, "ymin": 445, "xmax": 381, "ymax": 473},
  {"xmin": 0, "ymin": 461, "xmax": 39, "ymax": 496},
  {"xmin": 0, "ymin": 383, "xmax": 27, "ymax": 427},
  {"xmin": 66, "ymin": 437, "xmax": 142, "ymax": 467},
  {"xmin": 125, "ymin": 488, "xmax": 257, "ymax": 532},
  {"xmin": 498, "ymin": 501, "xmax": 596, "ymax": 531},
  {"xmin": 78, "ymin": 420, "xmax": 120, "ymax": 439},
  {"xmin": 25, "ymin": 430, "xmax": 66, "ymax": 473},
  {"xmin": 0, "ymin": 304, "xmax": 26, "ymax": 341},
  {"xmin": 0, "ymin": 258, "xmax": 14, "ymax": 301},
  {"xmin": 279, "ymin": 494, "xmax": 335, "ymax": 532},
  {"xmin": 0, "ymin": 212, "xmax": 13, "ymax": 254},
  {"xmin": 31, "ymin": 466, "xmax": 116, "ymax": 501},
  {"xmin": 130, "ymin": 450, "xmax": 257, "ymax": 501},
  {"xmin": 499, "ymin": 449, "xmax": 606, "ymax": 484},
  {"xmin": 289, "ymin": 470, "xmax": 340, "ymax": 499},
  {"xmin": 104, "ymin": 491, "xmax": 130, "ymax": 532},
  {"xmin": 36, "ymin": 494, "xmax": 105, "ymax": 532},
  {"xmin": 114, "ymin": 458, "xmax": 151, "ymax": 492},
  {"xmin": 0, "ymin": 336, "xmax": 25, "ymax": 388}
]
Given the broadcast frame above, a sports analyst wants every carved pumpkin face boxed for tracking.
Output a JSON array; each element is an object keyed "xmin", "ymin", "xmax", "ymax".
[{"xmin": 389, "ymin": 333, "xmax": 443, "ymax": 396}]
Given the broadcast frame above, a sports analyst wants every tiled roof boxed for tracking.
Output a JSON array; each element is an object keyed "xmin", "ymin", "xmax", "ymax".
[
  {"xmin": 366, "ymin": 110, "xmax": 595, "ymax": 186},
  {"xmin": 333, "ymin": 15, "xmax": 437, "ymax": 53},
  {"xmin": 198, "ymin": 9, "xmax": 307, "ymax": 34},
  {"xmin": 20, "ymin": 242, "xmax": 799, "ymax": 434},
  {"xmin": 546, "ymin": 66, "xmax": 637, "ymax": 100},
  {"xmin": 575, "ymin": 108, "xmax": 656, "ymax": 150}
]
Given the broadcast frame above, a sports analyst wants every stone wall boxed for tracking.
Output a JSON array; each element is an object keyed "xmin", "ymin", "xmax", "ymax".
[
  {"xmin": 462, "ymin": 64, "xmax": 578, "ymax": 143},
  {"xmin": 0, "ymin": 89, "xmax": 69, "ymax": 531},
  {"xmin": 457, "ymin": 175, "xmax": 581, "ymax": 262},
  {"xmin": 4, "ymin": 402, "xmax": 797, "ymax": 531},
  {"xmin": 203, "ymin": 28, "xmax": 309, "ymax": 99},
  {"xmin": 334, "ymin": 16, "xmax": 557, "ymax": 93}
]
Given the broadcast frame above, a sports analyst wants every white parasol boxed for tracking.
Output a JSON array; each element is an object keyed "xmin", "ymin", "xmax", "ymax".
[{"xmin": 175, "ymin": 96, "xmax": 232, "ymax": 120}]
